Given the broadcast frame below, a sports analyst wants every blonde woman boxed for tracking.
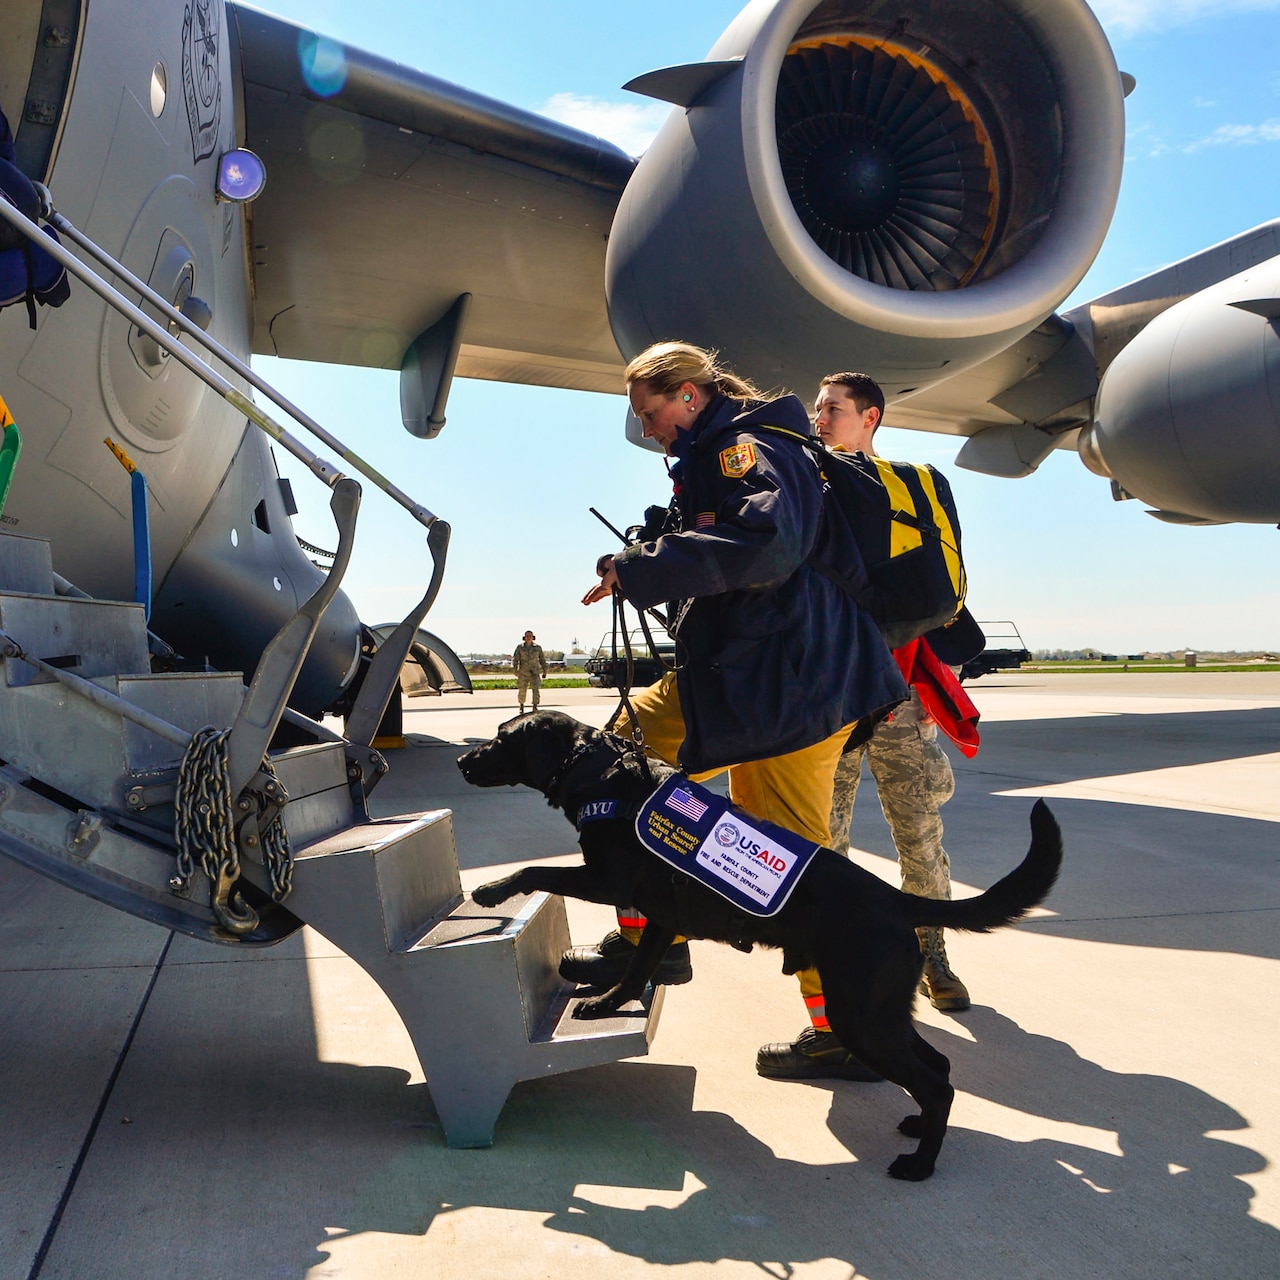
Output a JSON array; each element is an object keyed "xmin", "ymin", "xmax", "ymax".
[{"xmin": 569, "ymin": 341, "xmax": 907, "ymax": 1079}]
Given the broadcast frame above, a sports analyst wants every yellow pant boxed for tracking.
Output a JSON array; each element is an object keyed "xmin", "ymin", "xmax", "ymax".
[{"xmin": 614, "ymin": 672, "xmax": 846, "ymax": 1023}]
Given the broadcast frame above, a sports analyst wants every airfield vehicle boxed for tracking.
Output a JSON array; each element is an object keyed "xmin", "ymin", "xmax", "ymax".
[
  {"xmin": 585, "ymin": 629, "xmax": 676, "ymax": 690},
  {"xmin": 961, "ymin": 622, "xmax": 1033, "ymax": 681}
]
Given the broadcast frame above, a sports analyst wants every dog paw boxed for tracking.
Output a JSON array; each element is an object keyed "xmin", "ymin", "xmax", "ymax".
[
  {"xmin": 888, "ymin": 1153, "xmax": 935, "ymax": 1182},
  {"xmin": 897, "ymin": 1114, "xmax": 923, "ymax": 1138},
  {"xmin": 470, "ymin": 883, "xmax": 505, "ymax": 908},
  {"xmin": 572, "ymin": 994, "xmax": 622, "ymax": 1020}
]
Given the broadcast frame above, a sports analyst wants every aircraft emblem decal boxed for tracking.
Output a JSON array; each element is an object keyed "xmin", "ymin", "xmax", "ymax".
[{"xmin": 181, "ymin": 0, "xmax": 222, "ymax": 164}]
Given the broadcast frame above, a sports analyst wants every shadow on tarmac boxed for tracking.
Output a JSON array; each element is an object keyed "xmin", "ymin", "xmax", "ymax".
[
  {"xmin": 529, "ymin": 1010, "xmax": 1278, "ymax": 1278},
  {"xmin": 839, "ymin": 708, "xmax": 1280, "ymax": 963},
  {"xmin": 965, "ymin": 706, "xmax": 1279, "ymax": 779},
  {"xmin": 36, "ymin": 973, "xmax": 1277, "ymax": 1280}
]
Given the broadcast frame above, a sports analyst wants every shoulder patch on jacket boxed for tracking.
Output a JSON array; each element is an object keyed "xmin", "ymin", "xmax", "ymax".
[{"xmin": 719, "ymin": 442, "xmax": 757, "ymax": 478}]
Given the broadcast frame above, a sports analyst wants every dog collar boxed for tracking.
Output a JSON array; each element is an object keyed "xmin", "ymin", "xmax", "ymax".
[
  {"xmin": 574, "ymin": 798, "xmax": 622, "ymax": 830},
  {"xmin": 537, "ymin": 740, "xmax": 598, "ymax": 803}
]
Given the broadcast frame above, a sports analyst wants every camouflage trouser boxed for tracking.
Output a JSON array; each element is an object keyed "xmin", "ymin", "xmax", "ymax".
[
  {"xmin": 829, "ymin": 687, "xmax": 955, "ymax": 900},
  {"xmin": 516, "ymin": 670, "xmax": 542, "ymax": 708}
]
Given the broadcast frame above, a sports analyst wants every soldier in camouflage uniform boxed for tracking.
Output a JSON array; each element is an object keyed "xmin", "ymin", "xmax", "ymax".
[
  {"xmin": 754, "ymin": 370, "xmax": 970, "ymax": 1084},
  {"xmin": 512, "ymin": 631, "xmax": 547, "ymax": 714},
  {"xmin": 813, "ymin": 370, "xmax": 970, "ymax": 1014}
]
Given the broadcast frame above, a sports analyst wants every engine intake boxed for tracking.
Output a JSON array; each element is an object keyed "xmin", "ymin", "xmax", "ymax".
[
  {"xmin": 777, "ymin": 36, "xmax": 999, "ymax": 291},
  {"xmin": 607, "ymin": 0, "xmax": 1123, "ymax": 397}
]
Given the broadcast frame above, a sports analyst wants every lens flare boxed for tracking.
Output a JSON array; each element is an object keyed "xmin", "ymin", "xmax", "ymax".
[{"xmin": 298, "ymin": 33, "xmax": 348, "ymax": 98}]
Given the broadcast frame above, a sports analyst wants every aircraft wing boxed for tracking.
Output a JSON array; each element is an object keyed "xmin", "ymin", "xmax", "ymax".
[
  {"xmin": 889, "ymin": 221, "xmax": 1280, "ymax": 480},
  {"xmin": 883, "ymin": 317, "xmax": 1098, "ymax": 478},
  {"xmin": 228, "ymin": 5, "xmax": 634, "ymax": 393}
]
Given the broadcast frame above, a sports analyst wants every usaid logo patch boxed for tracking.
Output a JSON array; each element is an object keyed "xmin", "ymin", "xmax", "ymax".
[{"xmin": 635, "ymin": 774, "xmax": 819, "ymax": 917}]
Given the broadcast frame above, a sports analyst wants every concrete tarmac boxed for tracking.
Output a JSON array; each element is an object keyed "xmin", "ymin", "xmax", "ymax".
[{"xmin": 2, "ymin": 673, "xmax": 1278, "ymax": 1279}]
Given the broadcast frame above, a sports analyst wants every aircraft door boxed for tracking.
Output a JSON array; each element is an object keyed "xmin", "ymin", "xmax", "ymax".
[
  {"xmin": 99, "ymin": 177, "xmax": 217, "ymax": 450},
  {"xmin": 0, "ymin": 0, "xmax": 85, "ymax": 180}
]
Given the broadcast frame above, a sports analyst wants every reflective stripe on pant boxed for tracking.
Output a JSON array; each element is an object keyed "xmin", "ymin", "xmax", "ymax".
[{"xmin": 611, "ymin": 672, "xmax": 851, "ymax": 965}]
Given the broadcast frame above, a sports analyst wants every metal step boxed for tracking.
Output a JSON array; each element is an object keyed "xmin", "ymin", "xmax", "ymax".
[
  {"xmin": 0, "ymin": 590, "xmax": 150, "ymax": 685},
  {"xmin": 270, "ymin": 740, "xmax": 358, "ymax": 847},
  {"xmin": 0, "ymin": 532, "xmax": 664, "ymax": 1147},
  {"xmin": 0, "ymin": 668, "xmax": 243, "ymax": 816},
  {"xmin": 0, "ymin": 531, "xmax": 54, "ymax": 595},
  {"xmin": 276, "ymin": 813, "xmax": 662, "ymax": 1148}
]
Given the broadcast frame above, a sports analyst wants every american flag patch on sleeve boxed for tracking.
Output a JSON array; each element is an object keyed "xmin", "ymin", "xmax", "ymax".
[
  {"xmin": 695, "ymin": 511, "xmax": 715, "ymax": 528},
  {"xmin": 665, "ymin": 787, "xmax": 709, "ymax": 821}
]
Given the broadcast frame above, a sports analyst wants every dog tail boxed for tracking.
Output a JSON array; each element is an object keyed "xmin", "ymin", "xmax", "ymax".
[{"xmin": 904, "ymin": 800, "xmax": 1062, "ymax": 933}]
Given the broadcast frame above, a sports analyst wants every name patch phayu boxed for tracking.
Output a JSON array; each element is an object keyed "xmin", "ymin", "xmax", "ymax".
[{"xmin": 636, "ymin": 776, "xmax": 819, "ymax": 917}]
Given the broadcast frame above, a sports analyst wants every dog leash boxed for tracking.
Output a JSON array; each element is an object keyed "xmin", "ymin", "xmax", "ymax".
[{"xmin": 605, "ymin": 588, "xmax": 655, "ymax": 789}]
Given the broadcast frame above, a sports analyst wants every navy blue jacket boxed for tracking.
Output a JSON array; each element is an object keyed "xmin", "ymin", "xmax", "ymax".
[{"xmin": 613, "ymin": 393, "xmax": 906, "ymax": 772}]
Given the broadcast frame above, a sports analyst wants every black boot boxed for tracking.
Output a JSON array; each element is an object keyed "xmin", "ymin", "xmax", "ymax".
[
  {"xmin": 559, "ymin": 929, "xmax": 693, "ymax": 987},
  {"xmin": 756, "ymin": 1026, "xmax": 883, "ymax": 1082},
  {"xmin": 917, "ymin": 926, "xmax": 971, "ymax": 1011}
]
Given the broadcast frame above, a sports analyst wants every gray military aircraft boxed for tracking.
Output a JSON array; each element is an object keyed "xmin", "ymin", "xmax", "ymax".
[
  {"xmin": 0, "ymin": 0, "xmax": 1276, "ymax": 1143},
  {"xmin": 2, "ymin": 0, "xmax": 1277, "ymax": 703}
]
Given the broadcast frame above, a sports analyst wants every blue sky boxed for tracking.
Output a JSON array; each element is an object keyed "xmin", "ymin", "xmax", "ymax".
[{"xmin": 255, "ymin": 0, "xmax": 1280, "ymax": 655}]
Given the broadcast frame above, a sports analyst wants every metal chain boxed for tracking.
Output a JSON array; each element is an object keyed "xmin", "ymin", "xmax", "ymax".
[
  {"xmin": 174, "ymin": 726, "xmax": 294, "ymax": 935},
  {"xmin": 174, "ymin": 726, "xmax": 234, "ymax": 888},
  {"xmin": 259, "ymin": 764, "xmax": 294, "ymax": 902}
]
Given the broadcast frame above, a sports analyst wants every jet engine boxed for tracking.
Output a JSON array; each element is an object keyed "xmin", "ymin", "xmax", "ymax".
[
  {"xmin": 1080, "ymin": 258, "xmax": 1280, "ymax": 524},
  {"xmin": 606, "ymin": 0, "xmax": 1125, "ymax": 397}
]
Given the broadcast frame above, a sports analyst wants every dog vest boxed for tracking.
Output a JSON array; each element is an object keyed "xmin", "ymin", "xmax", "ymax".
[{"xmin": 634, "ymin": 776, "xmax": 819, "ymax": 917}]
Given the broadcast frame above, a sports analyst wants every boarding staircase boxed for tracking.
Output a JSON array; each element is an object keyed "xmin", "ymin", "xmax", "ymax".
[{"xmin": 0, "ymin": 185, "xmax": 661, "ymax": 1149}]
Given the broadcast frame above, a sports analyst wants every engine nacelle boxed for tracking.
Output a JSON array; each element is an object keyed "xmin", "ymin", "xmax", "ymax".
[
  {"xmin": 607, "ymin": 0, "xmax": 1124, "ymax": 398},
  {"xmin": 1082, "ymin": 258, "xmax": 1280, "ymax": 524}
]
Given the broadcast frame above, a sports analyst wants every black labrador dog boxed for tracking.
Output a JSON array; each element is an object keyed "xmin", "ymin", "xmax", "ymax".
[{"xmin": 457, "ymin": 710, "xmax": 1062, "ymax": 1181}]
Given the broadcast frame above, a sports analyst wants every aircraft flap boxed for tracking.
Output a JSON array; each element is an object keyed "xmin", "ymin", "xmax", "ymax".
[{"xmin": 228, "ymin": 5, "xmax": 633, "ymax": 392}]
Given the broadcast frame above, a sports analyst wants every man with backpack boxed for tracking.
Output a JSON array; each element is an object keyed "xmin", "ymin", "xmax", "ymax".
[{"xmin": 756, "ymin": 372, "xmax": 976, "ymax": 1082}]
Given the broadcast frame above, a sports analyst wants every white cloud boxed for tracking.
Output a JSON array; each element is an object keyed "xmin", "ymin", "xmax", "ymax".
[
  {"xmin": 539, "ymin": 92, "xmax": 670, "ymax": 157},
  {"xmin": 1093, "ymin": 0, "xmax": 1280, "ymax": 34},
  {"xmin": 1182, "ymin": 118, "xmax": 1280, "ymax": 151}
]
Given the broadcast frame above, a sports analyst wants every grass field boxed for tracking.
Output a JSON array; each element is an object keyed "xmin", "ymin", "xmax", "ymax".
[
  {"xmin": 1018, "ymin": 661, "xmax": 1280, "ymax": 674},
  {"xmin": 464, "ymin": 663, "xmax": 1280, "ymax": 689},
  {"xmin": 467, "ymin": 674, "xmax": 597, "ymax": 690}
]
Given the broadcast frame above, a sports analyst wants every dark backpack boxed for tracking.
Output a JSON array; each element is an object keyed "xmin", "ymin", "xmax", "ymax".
[
  {"xmin": 0, "ymin": 112, "xmax": 69, "ymax": 327},
  {"xmin": 761, "ymin": 426, "xmax": 968, "ymax": 649}
]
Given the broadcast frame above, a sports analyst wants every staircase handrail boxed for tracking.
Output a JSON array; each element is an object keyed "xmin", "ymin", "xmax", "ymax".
[
  {"xmin": 38, "ymin": 191, "xmax": 441, "ymax": 531},
  {"xmin": 0, "ymin": 189, "xmax": 454, "ymax": 743},
  {"xmin": 0, "ymin": 190, "xmax": 439, "ymax": 529}
]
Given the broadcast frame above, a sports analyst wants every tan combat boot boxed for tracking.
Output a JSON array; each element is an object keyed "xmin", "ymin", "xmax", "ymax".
[{"xmin": 916, "ymin": 926, "xmax": 971, "ymax": 1011}]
